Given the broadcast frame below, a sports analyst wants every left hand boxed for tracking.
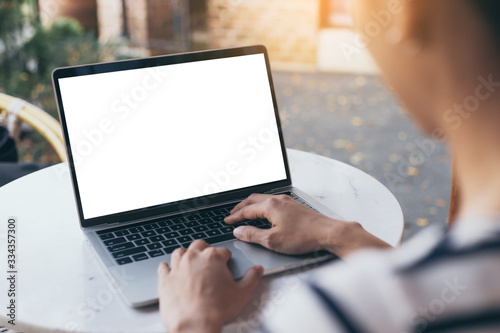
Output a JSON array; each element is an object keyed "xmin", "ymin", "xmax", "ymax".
[{"xmin": 157, "ymin": 240, "xmax": 264, "ymax": 333}]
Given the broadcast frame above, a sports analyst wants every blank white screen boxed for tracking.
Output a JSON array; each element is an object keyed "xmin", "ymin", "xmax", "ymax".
[{"xmin": 59, "ymin": 54, "xmax": 287, "ymax": 219}]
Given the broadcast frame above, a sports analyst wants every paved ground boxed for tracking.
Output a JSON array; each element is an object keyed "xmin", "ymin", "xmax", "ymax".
[{"xmin": 272, "ymin": 70, "xmax": 452, "ymax": 241}]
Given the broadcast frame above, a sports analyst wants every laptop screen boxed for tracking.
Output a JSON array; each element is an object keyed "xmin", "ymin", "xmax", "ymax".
[{"xmin": 56, "ymin": 51, "xmax": 288, "ymax": 220}]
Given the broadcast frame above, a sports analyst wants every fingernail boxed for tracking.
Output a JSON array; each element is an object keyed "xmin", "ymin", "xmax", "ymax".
[{"xmin": 234, "ymin": 227, "xmax": 242, "ymax": 237}]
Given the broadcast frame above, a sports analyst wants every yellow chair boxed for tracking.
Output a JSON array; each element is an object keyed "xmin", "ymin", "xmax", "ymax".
[
  {"xmin": 0, "ymin": 92, "xmax": 66, "ymax": 162},
  {"xmin": 448, "ymin": 160, "xmax": 459, "ymax": 227}
]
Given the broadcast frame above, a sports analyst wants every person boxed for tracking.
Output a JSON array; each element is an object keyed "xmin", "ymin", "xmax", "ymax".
[{"xmin": 157, "ymin": 0, "xmax": 500, "ymax": 332}]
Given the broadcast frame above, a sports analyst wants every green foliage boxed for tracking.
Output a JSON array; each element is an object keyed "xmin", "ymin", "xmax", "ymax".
[{"xmin": 0, "ymin": 2, "xmax": 127, "ymax": 118}]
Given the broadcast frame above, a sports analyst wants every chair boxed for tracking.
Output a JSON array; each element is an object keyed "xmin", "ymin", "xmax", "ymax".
[
  {"xmin": 0, "ymin": 92, "xmax": 66, "ymax": 162},
  {"xmin": 448, "ymin": 159, "xmax": 459, "ymax": 227}
]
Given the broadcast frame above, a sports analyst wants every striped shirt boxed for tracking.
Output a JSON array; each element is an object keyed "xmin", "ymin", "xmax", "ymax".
[{"xmin": 261, "ymin": 217, "xmax": 500, "ymax": 333}]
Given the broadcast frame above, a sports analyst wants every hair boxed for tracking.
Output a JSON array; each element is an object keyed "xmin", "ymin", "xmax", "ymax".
[{"xmin": 468, "ymin": 0, "xmax": 500, "ymax": 40}]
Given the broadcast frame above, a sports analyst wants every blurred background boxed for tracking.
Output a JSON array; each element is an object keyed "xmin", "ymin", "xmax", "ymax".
[{"xmin": 0, "ymin": 0, "xmax": 451, "ymax": 240}]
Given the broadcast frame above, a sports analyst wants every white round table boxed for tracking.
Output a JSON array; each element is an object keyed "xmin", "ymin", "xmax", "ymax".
[{"xmin": 0, "ymin": 149, "xmax": 403, "ymax": 333}]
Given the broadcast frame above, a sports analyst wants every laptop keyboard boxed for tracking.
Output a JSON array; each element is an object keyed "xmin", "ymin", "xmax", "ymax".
[{"xmin": 96, "ymin": 192, "xmax": 315, "ymax": 265}]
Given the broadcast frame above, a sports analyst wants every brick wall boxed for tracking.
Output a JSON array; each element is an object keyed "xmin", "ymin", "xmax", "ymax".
[
  {"xmin": 96, "ymin": 0, "xmax": 123, "ymax": 42},
  {"xmin": 38, "ymin": 0, "xmax": 98, "ymax": 31},
  {"xmin": 207, "ymin": 0, "xmax": 320, "ymax": 65},
  {"xmin": 96, "ymin": 0, "xmax": 186, "ymax": 56}
]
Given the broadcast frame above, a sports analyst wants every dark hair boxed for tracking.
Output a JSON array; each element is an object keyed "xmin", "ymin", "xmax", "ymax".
[{"xmin": 468, "ymin": 0, "xmax": 500, "ymax": 39}]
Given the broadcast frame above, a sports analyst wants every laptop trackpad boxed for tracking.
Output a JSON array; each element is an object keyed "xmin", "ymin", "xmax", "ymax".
[
  {"xmin": 216, "ymin": 241, "xmax": 258, "ymax": 279},
  {"xmin": 216, "ymin": 240, "xmax": 316, "ymax": 280}
]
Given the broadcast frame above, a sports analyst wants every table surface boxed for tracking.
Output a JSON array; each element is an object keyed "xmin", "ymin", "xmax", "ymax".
[{"xmin": 0, "ymin": 149, "xmax": 403, "ymax": 333}]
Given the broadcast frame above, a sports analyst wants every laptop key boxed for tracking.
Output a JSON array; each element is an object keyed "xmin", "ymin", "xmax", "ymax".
[
  {"xmin": 207, "ymin": 222, "xmax": 223, "ymax": 229},
  {"xmin": 115, "ymin": 229, "xmax": 130, "ymax": 237},
  {"xmin": 157, "ymin": 221, "xmax": 170, "ymax": 227},
  {"xmin": 108, "ymin": 242, "xmax": 135, "ymax": 253},
  {"xmin": 150, "ymin": 235, "xmax": 165, "ymax": 242},
  {"xmin": 143, "ymin": 223, "xmax": 159, "ymax": 230},
  {"xmin": 164, "ymin": 246, "xmax": 179, "ymax": 254},
  {"xmin": 199, "ymin": 218, "xmax": 211, "ymax": 224},
  {"xmin": 179, "ymin": 228, "xmax": 194, "ymax": 236},
  {"xmin": 162, "ymin": 239, "xmax": 178, "ymax": 247},
  {"xmin": 171, "ymin": 217, "xmax": 185, "ymax": 224},
  {"xmin": 181, "ymin": 242, "xmax": 192, "ymax": 248},
  {"xmin": 134, "ymin": 238, "xmax": 151, "ymax": 246},
  {"xmin": 126, "ymin": 234, "xmax": 141, "ymax": 241},
  {"xmin": 148, "ymin": 249, "xmax": 164, "ymax": 258},
  {"xmin": 259, "ymin": 219, "xmax": 272, "ymax": 226},
  {"xmin": 112, "ymin": 246, "xmax": 147, "ymax": 259},
  {"xmin": 255, "ymin": 219, "xmax": 267, "ymax": 226},
  {"xmin": 177, "ymin": 236, "xmax": 193, "ymax": 244},
  {"xmin": 193, "ymin": 225, "xmax": 208, "ymax": 232},
  {"xmin": 156, "ymin": 227, "xmax": 171, "ymax": 234},
  {"xmin": 114, "ymin": 230, "xmax": 130, "ymax": 237},
  {"xmin": 211, "ymin": 215, "xmax": 226, "ymax": 223},
  {"xmin": 205, "ymin": 233, "xmax": 235, "ymax": 245},
  {"xmin": 129, "ymin": 226, "xmax": 145, "ymax": 233},
  {"xmin": 200, "ymin": 211, "xmax": 214, "ymax": 218},
  {"xmin": 171, "ymin": 224, "xmax": 184, "ymax": 231},
  {"xmin": 220, "ymin": 226, "xmax": 234, "ymax": 234},
  {"xmin": 187, "ymin": 214, "xmax": 202, "ymax": 221},
  {"xmin": 192, "ymin": 232, "xmax": 206, "ymax": 239},
  {"xmin": 132, "ymin": 253, "xmax": 149, "ymax": 262},
  {"xmin": 141, "ymin": 230, "xmax": 156, "ymax": 238},
  {"xmin": 185, "ymin": 221, "xmax": 200, "ymax": 227},
  {"xmin": 165, "ymin": 231, "xmax": 180, "ymax": 238},
  {"xmin": 206, "ymin": 229, "xmax": 222, "ymax": 237},
  {"xmin": 99, "ymin": 233, "xmax": 115, "ymax": 240},
  {"xmin": 116, "ymin": 257, "xmax": 133, "ymax": 265},
  {"xmin": 212, "ymin": 208, "xmax": 230, "ymax": 215},
  {"xmin": 147, "ymin": 243, "xmax": 163, "ymax": 250},
  {"xmin": 104, "ymin": 237, "xmax": 127, "ymax": 246}
]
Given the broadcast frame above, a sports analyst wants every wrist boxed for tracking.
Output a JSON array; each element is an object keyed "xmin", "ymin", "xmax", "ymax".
[
  {"xmin": 318, "ymin": 217, "xmax": 390, "ymax": 258},
  {"xmin": 169, "ymin": 313, "xmax": 223, "ymax": 333},
  {"xmin": 314, "ymin": 215, "xmax": 343, "ymax": 252}
]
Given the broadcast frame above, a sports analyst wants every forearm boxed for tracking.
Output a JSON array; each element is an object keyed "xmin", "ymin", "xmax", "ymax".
[
  {"xmin": 167, "ymin": 309, "xmax": 223, "ymax": 333},
  {"xmin": 169, "ymin": 320, "xmax": 222, "ymax": 333},
  {"xmin": 317, "ymin": 217, "xmax": 392, "ymax": 258}
]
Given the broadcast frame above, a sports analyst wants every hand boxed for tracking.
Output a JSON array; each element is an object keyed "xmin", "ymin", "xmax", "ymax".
[
  {"xmin": 157, "ymin": 240, "xmax": 263, "ymax": 333},
  {"xmin": 224, "ymin": 194, "xmax": 391, "ymax": 257}
]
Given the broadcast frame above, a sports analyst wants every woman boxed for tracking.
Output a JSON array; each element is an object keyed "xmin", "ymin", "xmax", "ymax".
[{"xmin": 157, "ymin": 0, "xmax": 500, "ymax": 332}]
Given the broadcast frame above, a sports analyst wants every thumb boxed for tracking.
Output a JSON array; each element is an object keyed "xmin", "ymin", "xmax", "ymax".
[
  {"xmin": 234, "ymin": 226, "xmax": 268, "ymax": 245},
  {"xmin": 238, "ymin": 265, "xmax": 264, "ymax": 292},
  {"xmin": 157, "ymin": 262, "xmax": 170, "ymax": 282}
]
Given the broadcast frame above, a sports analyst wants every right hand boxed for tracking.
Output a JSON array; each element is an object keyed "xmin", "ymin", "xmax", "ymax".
[
  {"xmin": 224, "ymin": 194, "xmax": 391, "ymax": 258},
  {"xmin": 225, "ymin": 193, "xmax": 337, "ymax": 255}
]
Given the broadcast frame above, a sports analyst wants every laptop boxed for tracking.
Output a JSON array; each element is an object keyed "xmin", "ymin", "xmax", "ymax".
[{"xmin": 52, "ymin": 45, "xmax": 343, "ymax": 307}]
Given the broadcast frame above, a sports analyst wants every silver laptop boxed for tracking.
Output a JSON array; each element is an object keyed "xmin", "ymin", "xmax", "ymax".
[{"xmin": 52, "ymin": 45, "xmax": 342, "ymax": 307}]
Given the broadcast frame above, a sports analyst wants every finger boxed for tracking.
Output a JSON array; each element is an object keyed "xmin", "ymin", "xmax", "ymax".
[
  {"xmin": 213, "ymin": 246, "xmax": 232, "ymax": 262},
  {"xmin": 157, "ymin": 261, "xmax": 170, "ymax": 277},
  {"xmin": 233, "ymin": 226, "xmax": 270, "ymax": 245},
  {"xmin": 171, "ymin": 247, "xmax": 186, "ymax": 268},
  {"xmin": 225, "ymin": 203, "xmax": 268, "ymax": 224},
  {"xmin": 229, "ymin": 193, "xmax": 270, "ymax": 214},
  {"xmin": 238, "ymin": 265, "xmax": 264, "ymax": 293},
  {"xmin": 157, "ymin": 262, "xmax": 171, "ymax": 295},
  {"xmin": 188, "ymin": 239, "xmax": 209, "ymax": 251}
]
